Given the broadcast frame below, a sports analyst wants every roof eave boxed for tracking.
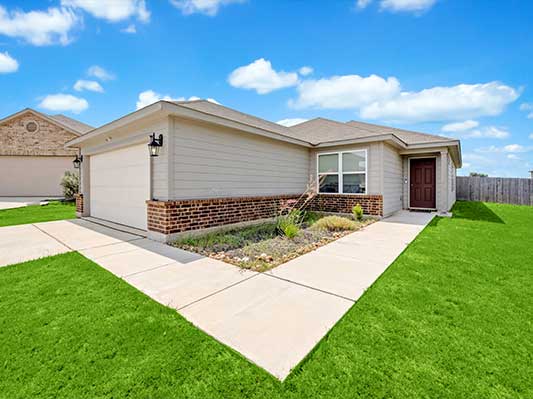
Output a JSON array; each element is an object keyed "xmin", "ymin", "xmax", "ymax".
[
  {"xmin": 67, "ymin": 101, "xmax": 312, "ymax": 148},
  {"xmin": 313, "ymin": 133, "xmax": 408, "ymax": 148}
]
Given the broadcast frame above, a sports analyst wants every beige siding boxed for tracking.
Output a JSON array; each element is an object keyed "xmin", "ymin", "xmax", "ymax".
[
  {"xmin": 80, "ymin": 116, "xmax": 169, "ymax": 201},
  {"xmin": 170, "ymin": 117, "xmax": 309, "ymax": 199},
  {"xmin": 382, "ymin": 143, "xmax": 403, "ymax": 216},
  {"xmin": 309, "ymin": 143, "xmax": 382, "ymax": 195},
  {"xmin": 0, "ymin": 156, "xmax": 74, "ymax": 196},
  {"xmin": 448, "ymin": 153, "xmax": 456, "ymax": 210}
]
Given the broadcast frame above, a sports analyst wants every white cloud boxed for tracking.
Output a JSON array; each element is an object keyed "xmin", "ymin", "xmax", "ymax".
[
  {"xmin": 136, "ymin": 90, "xmax": 219, "ymax": 109},
  {"xmin": 0, "ymin": 5, "xmax": 79, "ymax": 46},
  {"xmin": 380, "ymin": 0, "xmax": 437, "ymax": 13},
  {"xmin": 121, "ymin": 24, "xmax": 137, "ymax": 33},
  {"xmin": 277, "ymin": 118, "xmax": 308, "ymax": 127},
  {"xmin": 529, "ymin": 133, "xmax": 533, "ymax": 140},
  {"xmin": 360, "ymin": 82, "xmax": 519, "ymax": 123},
  {"xmin": 290, "ymin": 74, "xmax": 400, "ymax": 110},
  {"xmin": 38, "ymin": 94, "xmax": 88, "ymax": 114},
  {"xmin": 507, "ymin": 154, "xmax": 520, "ymax": 160},
  {"xmin": 61, "ymin": 0, "xmax": 150, "ymax": 22},
  {"xmin": 466, "ymin": 126, "xmax": 510, "ymax": 139},
  {"xmin": 73, "ymin": 79, "xmax": 104, "ymax": 93},
  {"xmin": 87, "ymin": 65, "xmax": 115, "ymax": 81},
  {"xmin": 0, "ymin": 52, "xmax": 18, "ymax": 73},
  {"xmin": 136, "ymin": 90, "xmax": 177, "ymax": 109},
  {"xmin": 228, "ymin": 58, "xmax": 299, "ymax": 94},
  {"xmin": 477, "ymin": 144, "xmax": 531, "ymax": 153},
  {"xmin": 298, "ymin": 66, "xmax": 313, "ymax": 76},
  {"xmin": 519, "ymin": 103, "xmax": 533, "ymax": 119},
  {"xmin": 170, "ymin": 0, "xmax": 244, "ymax": 16},
  {"xmin": 356, "ymin": 0, "xmax": 437, "ymax": 13},
  {"xmin": 442, "ymin": 120, "xmax": 479, "ymax": 132},
  {"xmin": 356, "ymin": 0, "xmax": 373, "ymax": 9},
  {"xmin": 444, "ymin": 123, "xmax": 509, "ymax": 140}
]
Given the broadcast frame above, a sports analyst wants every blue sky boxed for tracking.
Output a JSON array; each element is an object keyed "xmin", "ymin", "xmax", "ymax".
[{"xmin": 1, "ymin": 0, "xmax": 533, "ymax": 177}]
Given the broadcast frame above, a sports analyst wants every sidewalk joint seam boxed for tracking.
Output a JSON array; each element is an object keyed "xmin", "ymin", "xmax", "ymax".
[
  {"xmin": 32, "ymin": 224, "xmax": 74, "ymax": 251},
  {"xmin": 262, "ymin": 272, "xmax": 356, "ymax": 303},
  {"xmin": 177, "ymin": 273, "xmax": 260, "ymax": 311},
  {"xmin": 121, "ymin": 261, "xmax": 181, "ymax": 279}
]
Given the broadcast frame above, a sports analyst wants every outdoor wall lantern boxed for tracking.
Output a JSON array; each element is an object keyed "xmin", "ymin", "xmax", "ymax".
[
  {"xmin": 73, "ymin": 154, "xmax": 83, "ymax": 169},
  {"xmin": 148, "ymin": 133, "xmax": 163, "ymax": 157}
]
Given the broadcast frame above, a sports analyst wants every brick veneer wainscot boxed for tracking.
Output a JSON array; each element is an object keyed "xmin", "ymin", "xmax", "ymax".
[
  {"xmin": 146, "ymin": 195, "xmax": 305, "ymax": 235},
  {"xmin": 75, "ymin": 194, "xmax": 84, "ymax": 214},
  {"xmin": 308, "ymin": 194, "xmax": 383, "ymax": 216},
  {"xmin": 146, "ymin": 193, "xmax": 383, "ymax": 235}
]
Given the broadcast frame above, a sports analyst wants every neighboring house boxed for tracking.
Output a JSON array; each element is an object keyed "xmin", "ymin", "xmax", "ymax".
[
  {"xmin": 0, "ymin": 108, "xmax": 93, "ymax": 196},
  {"xmin": 67, "ymin": 100, "xmax": 461, "ymax": 241}
]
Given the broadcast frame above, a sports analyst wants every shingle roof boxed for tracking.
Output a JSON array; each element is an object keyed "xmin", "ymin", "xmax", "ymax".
[
  {"xmin": 346, "ymin": 120, "xmax": 454, "ymax": 145},
  {"xmin": 48, "ymin": 114, "xmax": 94, "ymax": 134},
  {"xmin": 173, "ymin": 100, "xmax": 298, "ymax": 141},
  {"xmin": 171, "ymin": 101, "xmax": 455, "ymax": 147},
  {"xmin": 286, "ymin": 118, "xmax": 381, "ymax": 145}
]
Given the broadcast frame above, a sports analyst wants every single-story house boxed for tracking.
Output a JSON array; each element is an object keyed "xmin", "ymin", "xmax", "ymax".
[
  {"xmin": 66, "ymin": 100, "xmax": 461, "ymax": 242},
  {"xmin": 0, "ymin": 108, "xmax": 93, "ymax": 196}
]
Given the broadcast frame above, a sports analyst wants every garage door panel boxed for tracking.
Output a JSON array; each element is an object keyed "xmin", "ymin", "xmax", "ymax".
[
  {"xmin": 0, "ymin": 156, "xmax": 74, "ymax": 196},
  {"xmin": 90, "ymin": 145, "xmax": 149, "ymax": 230}
]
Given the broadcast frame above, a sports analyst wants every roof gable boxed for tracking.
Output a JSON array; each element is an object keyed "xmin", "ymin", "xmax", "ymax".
[{"xmin": 0, "ymin": 108, "xmax": 93, "ymax": 135}]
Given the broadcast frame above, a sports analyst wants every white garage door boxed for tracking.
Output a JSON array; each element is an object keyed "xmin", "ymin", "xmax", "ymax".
[
  {"xmin": 0, "ymin": 156, "xmax": 74, "ymax": 196},
  {"xmin": 90, "ymin": 144, "xmax": 150, "ymax": 230}
]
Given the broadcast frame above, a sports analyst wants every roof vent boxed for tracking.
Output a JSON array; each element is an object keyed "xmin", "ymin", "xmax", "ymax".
[{"xmin": 25, "ymin": 121, "xmax": 39, "ymax": 133}]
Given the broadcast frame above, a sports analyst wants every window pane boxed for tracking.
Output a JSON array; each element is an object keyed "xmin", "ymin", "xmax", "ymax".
[
  {"xmin": 319, "ymin": 174, "xmax": 339, "ymax": 193},
  {"xmin": 343, "ymin": 174, "xmax": 366, "ymax": 194},
  {"xmin": 342, "ymin": 152, "xmax": 366, "ymax": 172},
  {"xmin": 318, "ymin": 154, "xmax": 339, "ymax": 173}
]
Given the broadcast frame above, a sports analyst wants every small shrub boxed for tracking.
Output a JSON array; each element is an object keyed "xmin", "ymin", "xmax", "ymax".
[
  {"xmin": 60, "ymin": 171, "xmax": 79, "ymax": 200},
  {"xmin": 303, "ymin": 211, "xmax": 321, "ymax": 226},
  {"xmin": 282, "ymin": 223, "xmax": 300, "ymax": 239},
  {"xmin": 313, "ymin": 215, "xmax": 358, "ymax": 232},
  {"xmin": 352, "ymin": 204, "xmax": 364, "ymax": 221},
  {"xmin": 277, "ymin": 209, "xmax": 303, "ymax": 239}
]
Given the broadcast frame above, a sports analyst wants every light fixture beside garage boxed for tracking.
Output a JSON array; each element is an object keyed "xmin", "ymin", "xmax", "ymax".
[
  {"xmin": 148, "ymin": 133, "xmax": 163, "ymax": 157},
  {"xmin": 73, "ymin": 154, "xmax": 83, "ymax": 169}
]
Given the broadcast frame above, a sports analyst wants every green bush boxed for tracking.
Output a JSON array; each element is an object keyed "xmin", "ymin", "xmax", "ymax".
[
  {"xmin": 60, "ymin": 171, "xmax": 79, "ymax": 200},
  {"xmin": 352, "ymin": 204, "xmax": 364, "ymax": 221},
  {"xmin": 303, "ymin": 211, "xmax": 321, "ymax": 226},
  {"xmin": 313, "ymin": 215, "xmax": 359, "ymax": 231},
  {"xmin": 277, "ymin": 209, "xmax": 302, "ymax": 239}
]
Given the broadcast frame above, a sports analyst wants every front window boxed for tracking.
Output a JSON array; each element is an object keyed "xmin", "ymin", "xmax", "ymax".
[{"xmin": 318, "ymin": 150, "xmax": 367, "ymax": 194}]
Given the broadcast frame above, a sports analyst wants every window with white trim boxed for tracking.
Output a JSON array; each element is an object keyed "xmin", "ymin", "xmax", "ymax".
[{"xmin": 318, "ymin": 150, "xmax": 367, "ymax": 194}]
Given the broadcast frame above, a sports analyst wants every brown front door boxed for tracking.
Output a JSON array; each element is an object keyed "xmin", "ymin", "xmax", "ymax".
[{"xmin": 410, "ymin": 158, "xmax": 436, "ymax": 209}]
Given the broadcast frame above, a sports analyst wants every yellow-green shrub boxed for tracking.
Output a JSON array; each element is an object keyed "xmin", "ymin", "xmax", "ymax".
[{"xmin": 312, "ymin": 215, "xmax": 359, "ymax": 231}]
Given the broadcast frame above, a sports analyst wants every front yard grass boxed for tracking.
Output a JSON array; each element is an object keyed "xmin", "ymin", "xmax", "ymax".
[
  {"xmin": 0, "ymin": 201, "xmax": 532, "ymax": 398},
  {"xmin": 0, "ymin": 201, "xmax": 75, "ymax": 227},
  {"xmin": 172, "ymin": 213, "xmax": 372, "ymax": 271}
]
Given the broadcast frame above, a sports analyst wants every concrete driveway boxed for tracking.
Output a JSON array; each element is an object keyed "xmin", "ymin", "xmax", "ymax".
[
  {"xmin": 0, "ymin": 197, "xmax": 62, "ymax": 210},
  {"xmin": 0, "ymin": 211, "xmax": 435, "ymax": 380}
]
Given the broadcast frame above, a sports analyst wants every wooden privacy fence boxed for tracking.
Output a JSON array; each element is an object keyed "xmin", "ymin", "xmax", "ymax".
[{"xmin": 457, "ymin": 176, "xmax": 533, "ymax": 205}]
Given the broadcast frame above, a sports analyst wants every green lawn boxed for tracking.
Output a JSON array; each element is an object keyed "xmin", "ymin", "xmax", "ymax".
[
  {"xmin": 0, "ymin": 201, "xmax": 531, "ymax": 398},
  {"xmin": 0, "ymin": 201, "xmax": 75, "ymax": 227}
]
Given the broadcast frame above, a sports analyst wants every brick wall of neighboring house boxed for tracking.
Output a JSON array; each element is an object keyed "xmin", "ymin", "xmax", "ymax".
[
  {"xmin": 146, "ymin": 193, "xmax": 383, "ymax": 235},
  {"xmin": 308, "ymin": 194, "xmax": 383, "ymax": 216},
  {"xmin": 75, "ymin": 194, "xmax": 84, "ymax": 214},
  {"xmin": 0, "ymin": 113, "xmax": 78, "ymax": 156}
]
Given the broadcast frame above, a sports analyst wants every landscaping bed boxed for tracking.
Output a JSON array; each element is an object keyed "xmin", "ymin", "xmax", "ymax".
[{"xmin": 172, "ymin": 211, "xmax": 374, "ymax": 271}]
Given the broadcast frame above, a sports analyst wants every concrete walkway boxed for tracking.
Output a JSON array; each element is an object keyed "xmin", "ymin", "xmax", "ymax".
[
  {"xmin": 0, "ymin": 211, "xmax": 435, "ymax": 380},
  {"xmin": 0, "ymin": 197, "xmax": 62, "ymax": 210}
]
